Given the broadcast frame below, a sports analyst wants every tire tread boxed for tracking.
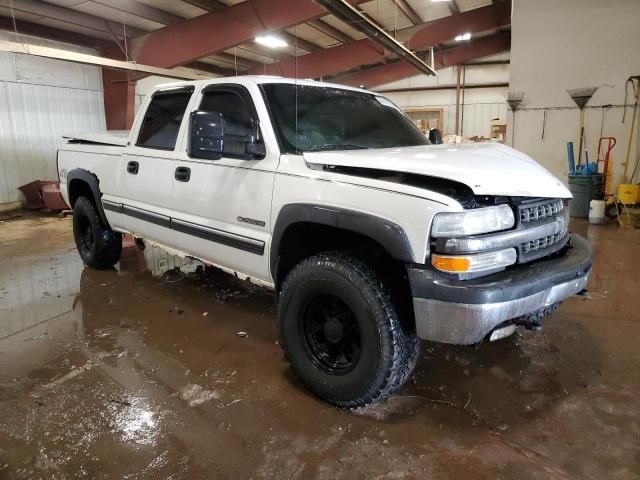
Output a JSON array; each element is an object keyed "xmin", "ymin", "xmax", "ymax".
[{"xmin": 278, "ymin": 252, "xmax": 420, "ymax": 409}]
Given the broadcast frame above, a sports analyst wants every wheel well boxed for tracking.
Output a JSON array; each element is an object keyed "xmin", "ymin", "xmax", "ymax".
[
  {"xmin": 275, "ymin": 222, "xmax": 415, "ymax": 329},
  {"xmin": 68, "ymin": 179, "xmax": 95, "ymax": 209}
]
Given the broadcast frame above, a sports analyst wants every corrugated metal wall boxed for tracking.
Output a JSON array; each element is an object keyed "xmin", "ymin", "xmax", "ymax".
[{"xmin": 0, "ymin": 33, "xmax": 106, "ymax": 206}]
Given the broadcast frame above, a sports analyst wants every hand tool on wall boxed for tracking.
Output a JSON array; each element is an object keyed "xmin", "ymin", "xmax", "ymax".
[
  {"xmin": 507, "ymin": 92, "xmax": 524, "ymax": 148},
  {"xmin": 597, "ymin": 137, "xmax": 616, "ymax": 196},
  {"xmin": 622, "ymin": 75, "xmax": 640, "ymax": 182},
  {"xmin": 567, "ymin": 87, "xmax": 598, "ymax": 165}
]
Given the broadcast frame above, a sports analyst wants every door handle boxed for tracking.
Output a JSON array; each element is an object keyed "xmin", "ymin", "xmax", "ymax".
[
  {"xmin": 127, "ymin": 161, "xmax": 139, "ymax": 174},
  {"xmin": 175, "ymin": 166, "xmax": 191, "ymax": 182}
]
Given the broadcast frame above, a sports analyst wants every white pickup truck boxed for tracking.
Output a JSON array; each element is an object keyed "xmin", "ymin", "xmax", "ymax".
[{"xmin": 58, "ymin": 76, "xmax": 592, "ymax": 408}]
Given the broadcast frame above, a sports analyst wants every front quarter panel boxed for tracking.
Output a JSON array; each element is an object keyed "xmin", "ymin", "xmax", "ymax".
[{"xmin": 271, "ymin": 155, "xmax": 459, "ymax": 276}]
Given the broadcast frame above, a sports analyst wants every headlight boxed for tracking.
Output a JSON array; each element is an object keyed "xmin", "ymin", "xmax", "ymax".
[
  {"xmin": 431, "ymin": 204, "xmax": 514, "ymax": 238},
  {"xmin": 432, "ymin": 248, "xmax": 517, "ymax": 273}
]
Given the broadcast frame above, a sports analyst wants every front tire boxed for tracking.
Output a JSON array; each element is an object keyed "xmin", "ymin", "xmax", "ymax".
[
  {"xmin": 278, "ymin": 252, "xmax": 420, "ymax": 408},
  {"xmin": 72, "ymin": 196, "xmax": 122, "ymax": 269}
]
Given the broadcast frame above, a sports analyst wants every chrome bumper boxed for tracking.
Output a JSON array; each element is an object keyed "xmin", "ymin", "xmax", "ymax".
[
  {"xmin": 413, "ymin": 271, "xmax": 589, "ymax": 344},
  {"xmin": 408, "ymin": 234, "xmax": 592, "ymax": 345}
]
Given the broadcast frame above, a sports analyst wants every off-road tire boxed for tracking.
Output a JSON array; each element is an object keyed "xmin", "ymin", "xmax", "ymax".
[
  {"xmin": 72, "ymin": 196, "xmax": 122, "ymax": 269},
  {"xmin": 278, "ymin": 252, "xmax": 420, "ymax": 408}
]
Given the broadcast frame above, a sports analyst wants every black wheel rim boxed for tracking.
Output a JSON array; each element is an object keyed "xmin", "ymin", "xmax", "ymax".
[
  {"xmin": 79, "ymin": 216, "xmax": 94, "ymax": 253},
  {"xmin": 302, "ymin": 294, "xmax": 361, "ymax": 375}
]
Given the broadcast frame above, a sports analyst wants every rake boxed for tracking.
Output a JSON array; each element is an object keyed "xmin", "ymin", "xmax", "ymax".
[
  {"xmin": 567, "ymin": 87, "xmax": 598, "ymax": 165},
  {"xmin": 506, "ymin": 92, "xmax": 524, "ymax": 147}
]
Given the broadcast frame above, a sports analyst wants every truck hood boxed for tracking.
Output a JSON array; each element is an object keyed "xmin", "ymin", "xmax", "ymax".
[{"xmin": 303, "ymin": 143, "xmax": 571, "ymax": 199}]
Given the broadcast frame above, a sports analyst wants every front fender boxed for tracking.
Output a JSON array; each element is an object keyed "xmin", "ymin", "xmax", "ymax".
[{"xmin": 270, "ymin": 203, "xmax": 414, "ymax": 281}]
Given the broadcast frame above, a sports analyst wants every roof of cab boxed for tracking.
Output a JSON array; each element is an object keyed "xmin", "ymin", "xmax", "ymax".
[{"xmin": 150, "ymin": 76, "xmax": 374, "ymax": 96}]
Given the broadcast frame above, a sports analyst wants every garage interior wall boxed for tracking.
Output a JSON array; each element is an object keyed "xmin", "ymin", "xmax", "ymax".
[
  {"xmin": 509, "ymin": 0, "xmax": 640, "ymax": 187},
  {"xmin": 378, "ymin": 55, "xmax": 510, "ymax": 138},
  {"xmin": 0, "ymin": 32, "xmax": 105, "ymax": 209}
]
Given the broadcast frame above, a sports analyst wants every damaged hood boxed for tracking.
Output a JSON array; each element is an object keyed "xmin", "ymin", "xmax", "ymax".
[{"xmin": 303, "ymin": 143, "xmax": 571, "ymax": 199}]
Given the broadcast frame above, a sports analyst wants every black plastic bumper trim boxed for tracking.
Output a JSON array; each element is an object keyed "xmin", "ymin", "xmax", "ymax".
[
  {"xmin": 122, "ymin": 205, "xmax": 171, "ymax": 229},
  {"xmin": 171, "ymin": 219, "xmax": 265, "ymax": 255},
  {"xmin": 109, "ymin": 202, "xmax": 265, "ymax": 256},
  {"xmin": 102, "ymin": 200, "xmax": 123, "ymax": 213},
  {"xmin": 408, "ymin": 234, "xmax": 592, "ymax": 305}
]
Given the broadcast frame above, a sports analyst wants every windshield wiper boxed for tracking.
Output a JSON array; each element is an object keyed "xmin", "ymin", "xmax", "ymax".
[{"xmin": 305, "ymin": 143, "xmax": 371, "ymax": 152}]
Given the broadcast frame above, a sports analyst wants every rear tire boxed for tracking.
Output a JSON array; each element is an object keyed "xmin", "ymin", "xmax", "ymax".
[
  {"xmin": 72, "ymin": 196, "xmax": 122, "ymax": 269},
  {"xmin": 278, "ymin": 252, "xmax": 420, "ymax": 408}
]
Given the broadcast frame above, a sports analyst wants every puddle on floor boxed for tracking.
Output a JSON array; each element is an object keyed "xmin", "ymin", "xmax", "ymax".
[{"xmin": 0, "ymin": 213, "xmax": 639, "ymax": 479}]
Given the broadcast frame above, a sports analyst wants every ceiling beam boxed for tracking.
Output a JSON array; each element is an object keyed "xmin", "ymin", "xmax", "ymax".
[
  {"xmin": 332, "ymin": 33, "xmax": 511, "ymax": 88},
  {"xmin": 0, "ymin": 39, "xmax": 214, "ymax": 80},
  {"xmin": 213, "ymin": 52, "xmax": 261, "ymax": 70},
  {"xmin": 0, "ymin": 16, "xmax": 109, "ymax": 48},
  {"xmin": 91, "ymin": 0, "xmax": 182, "ymax": 25},
  {"xmin": 127, "ymin": 0, "xmax": 326, "ymax": 68},
  {"xmin": 376, "ymin": 82, "xmax": 509, "ymax": 93},
  {"xmin": 247, "ymin": 2, "xmax": 510, "ymax": 79},
  {"xmin": 302, "ymin": 0, "xmax": 435, "ymax": 76},
  {"xmin": 308, "ymin": 19, "xmax": 354, "ymax": 43},
  {"xmin": 189, "ymin": 60, "xmax": 235, "ymax": 76},
  {"xmin": 0, "ymin": 0, "xmax": 145, "ymax": 39},
  {"xmin": 181, "ymin": 0, "xmax": 227, "ymax": 11},
  {"xmin": 181, "ymin": 0, "xmax": 321, "ymax": 53},
  {"xmin": 405, "ymin": 2, "xmax": 510, "ymax": 49},
  {"xmin": 279, "ymin": 31, "xmax": 321, "ymax": 52},
  {"xmin": 391, "ymin": 0, "xmax": 422, "ymax": 25}
]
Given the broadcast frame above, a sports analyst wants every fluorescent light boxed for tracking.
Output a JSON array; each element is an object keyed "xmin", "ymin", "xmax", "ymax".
[
  {"xmin": 255, "ymin": 35, "xmax": 288, "ymax": 48},
  {"xmin": 454, "ymin": 32, "xmax": 472, "ymax": 41}
]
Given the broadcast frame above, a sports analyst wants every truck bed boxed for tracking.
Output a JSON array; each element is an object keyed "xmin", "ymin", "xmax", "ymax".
[{"xmin": 62, "ymin": 131, "xmax": 130, "ymax": 147}]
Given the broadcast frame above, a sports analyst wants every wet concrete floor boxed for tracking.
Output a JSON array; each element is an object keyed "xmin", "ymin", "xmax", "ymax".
[{"xmin": 0, "ymin": 211, "xmax": 639, "ymax": 479}]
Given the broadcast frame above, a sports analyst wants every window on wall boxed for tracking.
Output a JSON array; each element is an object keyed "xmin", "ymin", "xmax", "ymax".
[
  {"xmin": 199, "ymin": 89, "xmax": 260, "ymax": 157},
  {"xmin": 137, "ymin": 88, "xmax": 193, "ymax": 150}
]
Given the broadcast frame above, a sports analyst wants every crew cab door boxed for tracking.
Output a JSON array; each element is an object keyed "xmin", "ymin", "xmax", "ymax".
[
  {"xmin": 116, "ymin": 85, "xmax": 195, "ymax": 244},
  {"xmin": 169, "ymin": 84, "xmax": 277, "ymax": 283}
]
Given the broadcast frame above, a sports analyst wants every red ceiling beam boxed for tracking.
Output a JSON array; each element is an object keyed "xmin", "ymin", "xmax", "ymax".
[
  {"xmin": 405, "ymin": 1, "xmax": 510, "ymax": 50},
  {"xmin": 128, "ymin": 0, "xmax": 326, "ymax": 68},
  {"xmin": 247, "ymin": 2, "xmax": 510, "ymax": 79},
  {"xmin": 250, "ymin": 41, "xmax": 383, "ymax": 79},
  {"xmin": 333, "ymin": 34, "xmax": 511, "ymax": 88}
]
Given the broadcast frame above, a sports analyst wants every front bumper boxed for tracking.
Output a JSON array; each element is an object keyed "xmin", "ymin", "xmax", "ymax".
[{"xmin": 408, "ymin": 234, "xmax": 592, "ymax": 345}]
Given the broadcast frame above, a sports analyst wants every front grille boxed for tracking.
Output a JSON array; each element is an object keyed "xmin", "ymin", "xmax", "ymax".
[
  {"xmin": 519, "ymin": 231, "xmax": 570, "ymax": 263},
  {"xmin": 520, "ymin": 199, "xmax": 563, "ymax": 223},
  {"xmin": 522, "ymin": 232, "xmax": 566, "ymax": 253}
]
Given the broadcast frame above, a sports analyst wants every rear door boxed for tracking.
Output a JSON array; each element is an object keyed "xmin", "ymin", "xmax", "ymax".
[
  {"xmin": 114, "ymin": 85, "xmax": 195, "ymax": 245},
  {"xmin": 168, "ymin": 83, "xmax": 278, "ymax": 283}
]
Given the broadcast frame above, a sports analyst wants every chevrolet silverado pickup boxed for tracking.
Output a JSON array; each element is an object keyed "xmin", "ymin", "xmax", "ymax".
[{"xmin": 57, "ymin": 76, "xmax": 592, "ymax": 408}]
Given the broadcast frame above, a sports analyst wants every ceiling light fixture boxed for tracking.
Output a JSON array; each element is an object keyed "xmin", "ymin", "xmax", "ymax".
[
  {"xmin": 454, "ymin": 32, "xmax": 472, "ymax": 41},
  {"xmin": 255, "ymin": 35, "xmax": 288, "ymax": 48}
]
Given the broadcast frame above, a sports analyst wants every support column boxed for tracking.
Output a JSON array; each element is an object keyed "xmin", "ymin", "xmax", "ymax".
[
  {"xmin": 102, "ymin": 68, "xmax": 136, "ymax": 130},
  {"xmin": 455, "ymin": 64, "xmax": 462, "ymax": 136},
  {"xmin": 101, "ymin": 44, "xmax": 137, "ymax": 130}
]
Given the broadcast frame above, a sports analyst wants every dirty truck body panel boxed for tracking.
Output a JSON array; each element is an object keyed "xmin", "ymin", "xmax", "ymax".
[{"xmin": 58, "ymin": 76, "xmax": 592, "ymax": 348}]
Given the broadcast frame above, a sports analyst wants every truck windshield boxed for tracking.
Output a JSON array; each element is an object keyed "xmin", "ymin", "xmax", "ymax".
[{"xmin": 261, "ymin": 83, "xmax": 429, "ymax": 154}]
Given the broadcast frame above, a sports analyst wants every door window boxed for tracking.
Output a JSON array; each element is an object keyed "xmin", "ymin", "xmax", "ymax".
[
  {"xmin": 199, "ymin": 90, "xmax": 260, "ymax": 157},
  {"xmin": 137, "ymin": 88, "xmax": 194, "ymax": 150}
]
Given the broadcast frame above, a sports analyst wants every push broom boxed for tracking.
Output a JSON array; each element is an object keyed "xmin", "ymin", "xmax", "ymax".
[
  {"xmin": 507, "ymin": 92, "xmax": 524, "ymax": 147},
  {"xmin": 567, "ymin": 87, "xmax": 598, "ymax": 165}
]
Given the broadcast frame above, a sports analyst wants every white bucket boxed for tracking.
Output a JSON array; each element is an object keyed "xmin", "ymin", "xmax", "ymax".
[{"xmin": 589, "ymin": 199, "xmax": 606, "ymax": 224}]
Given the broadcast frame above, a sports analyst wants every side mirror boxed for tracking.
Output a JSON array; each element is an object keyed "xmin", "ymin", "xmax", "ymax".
[
  {"xmin": 246, "ymin": 128, "xmax": 266, "ymax": 157},
  {"xmin": 189, "ymin": 110, "xmax": 224, "ymax": 160}
]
